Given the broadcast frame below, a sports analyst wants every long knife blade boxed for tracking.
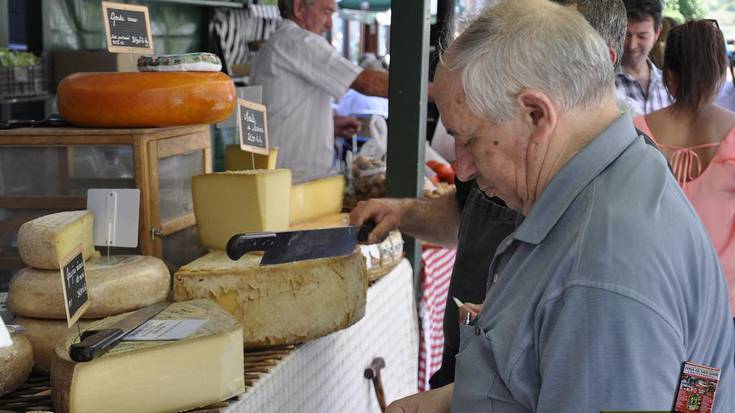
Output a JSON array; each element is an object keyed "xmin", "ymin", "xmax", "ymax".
[
  {"xmin": 261, "ymin": 226, "xmax": 360, "ymax": 265},
  {"xmin": 69, "ymin": 302, "xmax": 168, "ymax": 362}
]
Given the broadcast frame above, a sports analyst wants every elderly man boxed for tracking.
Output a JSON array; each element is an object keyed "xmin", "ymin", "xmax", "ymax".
[
  {"xmin": 386, "ymin": 0, "xmax": 735, "ymax": 412},
  {"xmin": 351, "ymin": 0, "xmax": 631, "ymax": 389},
  {"xmin": 252, "ymin": 0, "xmax": 398, "ymax": 176}
]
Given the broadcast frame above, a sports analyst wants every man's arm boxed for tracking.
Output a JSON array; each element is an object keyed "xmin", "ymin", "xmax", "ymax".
[
  {"xmin": 386, "ymin": 383, "xmax": 453, "ymax": 413},
  {"xmin": 349, "ymin": 192, "xmax": 461, "ymax": 246},
  {"xmin": 351, "ymin": 69, "xmax": 435, "ymax": 102}
]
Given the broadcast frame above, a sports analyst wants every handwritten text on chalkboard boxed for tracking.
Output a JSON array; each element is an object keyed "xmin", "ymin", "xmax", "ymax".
[
  {"xmin": 102, "ymin": 2, "xmax": 153, "ymax": 54},
  {"xmin": 59, "ymin": 247, "xmax": 90, "ymax": 327},
  {"xmin": 238, "ymin": 99, "xmax": 270, "ymax": 155}
]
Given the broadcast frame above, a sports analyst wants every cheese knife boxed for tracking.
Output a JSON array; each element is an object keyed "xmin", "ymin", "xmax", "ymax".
[
  {"xmin": 69, "ymin": 302, "xmax": 168, "ymax": 362},
  {"xmin": 226, "ymin": 220, "xmax": 376, "ymax": 265}
]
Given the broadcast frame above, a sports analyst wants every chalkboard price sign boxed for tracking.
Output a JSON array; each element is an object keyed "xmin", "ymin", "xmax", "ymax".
[
  {"xmin": 102, "ymin": 2, "xmax": 154, "ymax": 54},
  {"xmin": 59, "ymin": 246, "xmax": 90, "ymax": 328},
  {"xmin": 237, "ymin": 99, "xmax": 270, "ymax": 155}
]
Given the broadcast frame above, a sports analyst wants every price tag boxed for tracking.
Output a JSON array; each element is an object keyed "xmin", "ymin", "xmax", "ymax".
[
  {"xmin": 102, "ymin": 1, "xmax": 154, "ymax": 55},
  {"xmin": 59, "ymin": 246, "xmax": 90, "ymax": 328},
  {"xmin": 237, "ymin": 98, "xmax": 270, "ymax": 155}
]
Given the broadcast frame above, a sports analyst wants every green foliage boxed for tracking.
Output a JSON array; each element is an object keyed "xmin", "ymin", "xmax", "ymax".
[
  {"xmin": 664, "ymin": 0, "xmax": 706, "ymax": 20},
  {"xmin": 0, "ymin": 49, "xmax": 40, "ymax": 68}
]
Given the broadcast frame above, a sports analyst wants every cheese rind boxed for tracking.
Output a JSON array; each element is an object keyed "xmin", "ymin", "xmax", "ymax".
[
  {"xmin": 57, "ymin": 72, "xmax": 236, "ymax": 128},
  {"xmin": 14, "ymin": 317, "xmax": 93, "ymax": 373},
  {"xmin": 290, "ymin": 175, "xmax": 345, "ymax": 225},
  {"xmin": 8, "ymin": 255, "xmax": 170, "ymax": 319},
  {"xmin": 0, "ymin": 334, "xmax": 34, "ymax": 397},
  {"xmin": 193, "ymin": 170, "xmax": 292, "ymax": 250},
  {"xmin": 51, "ymin": 300, "xmax": 244, "ymax": 413},
  {"xmin": 17, "ymin": 211, "xmax": 95, "ymax": 270},
  {"xmin": 174, "ymin": 250, "xmax": 367, "ymax": 348}
]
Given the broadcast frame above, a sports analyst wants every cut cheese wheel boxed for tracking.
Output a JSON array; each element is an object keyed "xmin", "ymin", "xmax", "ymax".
[
  {"xmin": 174, "ymin": 250, "xmax": 367, "ymax": 348},
  {"xmin": 290, "ymin": 175, "xmax": 345, "ymax": 225},
  {"xmin": 0, "ymin": 334, "xmax": 34, "ymax": 397},
  {"xmin": 192, "ymin": 170, "xmax": 292, "ymax": 250},
  {"xmin": 14, "ymin": 317, "xmax": 93, "ymax": 374},
  {"xmin": 51, "ymin": 300, "xmax": 244, "ymax": 413},
  {"xmin": 57, "ymin": 72, "xmax": 236, "ymax": 128},
  {"xmin": 18, "ymin": 211, "xmax": 95, "ymax": 270},
  {"xmin": 8, "ymin": 255, "xmax": 170, "ymax": 319}
]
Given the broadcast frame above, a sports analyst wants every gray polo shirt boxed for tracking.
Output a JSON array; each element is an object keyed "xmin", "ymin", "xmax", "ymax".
[{"xmin": 451, "ymin": 112, "xmax": 735, "ymax": 412}]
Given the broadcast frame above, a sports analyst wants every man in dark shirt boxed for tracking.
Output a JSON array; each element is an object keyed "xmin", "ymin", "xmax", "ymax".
[{"xmin": 350, "ymin": 0, "xmax": 631, "ymax": 388}]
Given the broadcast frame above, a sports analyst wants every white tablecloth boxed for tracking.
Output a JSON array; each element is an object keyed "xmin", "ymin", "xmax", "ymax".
[{"xmin": 225, "ymin": 259, "xmax": 419, "ymax": 413}]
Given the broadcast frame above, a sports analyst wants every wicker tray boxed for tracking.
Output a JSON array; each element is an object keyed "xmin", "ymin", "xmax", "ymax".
[{"xmin": 0, "ymin": 65, "xmax": 46, "ymax": 99}]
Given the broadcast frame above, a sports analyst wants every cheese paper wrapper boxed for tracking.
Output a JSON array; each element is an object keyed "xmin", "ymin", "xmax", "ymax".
[{"xmin": 0, "ymin": 317, "xmax": 11, "ymax": 348}]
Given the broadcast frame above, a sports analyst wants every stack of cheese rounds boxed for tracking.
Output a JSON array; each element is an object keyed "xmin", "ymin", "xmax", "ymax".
[{"xmin": 8, "ymin": 211, "xmax": 171, "ymax": 373}]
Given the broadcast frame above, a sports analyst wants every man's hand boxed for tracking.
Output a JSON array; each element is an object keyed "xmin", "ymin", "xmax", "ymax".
[
  {"xmin": 349, "ymin": 198, "xmax": 407, "ymax": 244},
  {"xmin": 334, "ymin": 115, "xmax": 361, "ymax": 138},
  {"xmin": 386, "ymin": 385, "xmax": 453, "ymax": 413},
  {"xmin": 458, "ymin": 302, "xmax": 483, "ymax": 324}
]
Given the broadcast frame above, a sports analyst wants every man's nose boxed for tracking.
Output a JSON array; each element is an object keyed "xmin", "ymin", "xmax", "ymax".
[{"xmin": 454, "ymin": 144, "xmax": 477, "ymax": 182}]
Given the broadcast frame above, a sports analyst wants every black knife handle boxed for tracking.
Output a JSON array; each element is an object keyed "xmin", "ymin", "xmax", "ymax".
[
  {"xmin": 226, "ymin": 232, "xmax": 278, "ymax": 261},
  {"xmin": 69, "ymin": 328, "xmax": 125, "ymax": 362},
  {"xmin": 357, "ymin": 219, "xmax": 377, "ymax": 243}
]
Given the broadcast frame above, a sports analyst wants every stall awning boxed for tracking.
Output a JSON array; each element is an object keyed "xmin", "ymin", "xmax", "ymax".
[{"xmin": 339, "ymin": 0, "xmax": 391, "ymax": 12}]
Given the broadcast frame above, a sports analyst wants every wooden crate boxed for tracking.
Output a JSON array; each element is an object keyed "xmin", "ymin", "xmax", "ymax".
[{"xmin": 0, "ymin": 125, "xmax": 211, "ymax": 274}]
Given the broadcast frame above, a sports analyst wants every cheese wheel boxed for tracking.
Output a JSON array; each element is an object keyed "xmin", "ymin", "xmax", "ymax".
[
  {"xmin": 0, "ymin": 334, "xmax": 34, "ymax": 397},
  {"xmin": 8, "ymin": 255, "xmax": 171, "ymax": 319},
  {"xmin": 51, "ymin": 300, "xmax": 243, "ymax": 413},
  {"xmin": 57, "ymin": 72, "xmax": 236, "ymax": 128},
  {"xmin": 174, "ymin": 250, "xmax": 367, "ymax": 348},
  {"xmin": 14, "ymin": 317, "xmax": 93, "ymax": 374},
  {"xmin": 18, "ymin": 210, "xmax": 95, "ymax": 270}
]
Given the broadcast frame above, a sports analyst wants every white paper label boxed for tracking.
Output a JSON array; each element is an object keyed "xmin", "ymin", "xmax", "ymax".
[
  {"xmin": 125, "ymin": 319, "xmax": 206, "ymax": 341},
  {"xmin": 0, "ymin": 318, "xmax": 11, "ymax": 349}
]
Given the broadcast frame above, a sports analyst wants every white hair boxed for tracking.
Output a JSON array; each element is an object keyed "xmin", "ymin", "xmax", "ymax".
[
  {"xmin": 278, "ymin": 0, "xmax": 317, "ymax": 18},
  {"xmin": 444, "ymin": 0, "xmax": 616, "ymax": 122}
]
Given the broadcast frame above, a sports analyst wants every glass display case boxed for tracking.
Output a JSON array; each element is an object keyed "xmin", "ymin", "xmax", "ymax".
[{"xmin": 0, "ymin": 125, "xmax": 212, "ymax": 286}]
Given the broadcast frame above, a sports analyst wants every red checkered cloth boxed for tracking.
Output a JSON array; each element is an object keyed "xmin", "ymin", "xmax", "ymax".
[{"xmin": 417, "ymin": 246, "xmax": 456, "ymax": 391}]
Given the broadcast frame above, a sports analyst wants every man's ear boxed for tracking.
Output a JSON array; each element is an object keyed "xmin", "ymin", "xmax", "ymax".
[
  {"xmin": 654, "ymin": 24, "xmax": 663, "ymax": 41},
  {"xmin": 608, "ymin": 47, "xmax": 618, "ymax": 67},
  {"xmin": 292, "ymin": 0, "xmax": 306, "ymax": 19},
  {"xmin": 517, "ymin": 90, "xmax": 556, "ymax": 144}
]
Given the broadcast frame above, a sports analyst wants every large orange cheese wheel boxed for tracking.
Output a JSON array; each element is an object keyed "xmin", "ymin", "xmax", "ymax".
[{"xmin": 58, "ymin": 72, "xmax": 236, "ymax": 128}]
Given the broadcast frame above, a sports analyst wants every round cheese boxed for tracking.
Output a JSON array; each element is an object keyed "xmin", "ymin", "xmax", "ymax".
[
  {"xmin": 0, "ymin": 334, "xmax": 34, "ymax": 397},
  {"xmin": 8, "ymin": 255, "xmax": 171, "ymax": 319},
  {"xmin": 18, "ymin": 210, "xmax": 95, "ymax": 270},
  {"xmin": 57, "ymin": 72, "xmax": 236, "ymax": 128},
  {"xmin": 14, "ymin": 317, "xmax": 93, "ymax": 374}
]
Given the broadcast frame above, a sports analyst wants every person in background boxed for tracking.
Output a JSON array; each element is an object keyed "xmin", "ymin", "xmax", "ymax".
[
  {"xmin": 716, "ymin": 54, "xmax": 735, "ymax": 112},
  {"xmin": 387, "ymin": 0, "xmax": 735, "ymax": 411},
  {"xmin": 617, "ymin": 0, "xmax": 673, "ymax": 115},
  {"xmin": 649, "ymin": 16, "xmax": 678, "ymax": 69},
  {"xmin": 632, "ymin": 20, "xmax": 735, "ymax": 316},
  {"xmin": 353, "ymin": 0, "xmax": 631, "ymax": 390},
  {"xmin": 251, "ymin": 0, "xmax": 395, "ymax": 176}
]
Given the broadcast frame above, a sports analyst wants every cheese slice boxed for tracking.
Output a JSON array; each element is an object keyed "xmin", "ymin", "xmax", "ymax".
[
  {"xmin": 14, "ymin": 317, "xmax": 93, "ymax": 374},
  {"xmin": 51, "ymin": 300, "xmax": 244, "ymax": 413},
  {"xmin": 17, "ymin": 211, "xmax": 95, "ymax": 270},
  {"xmin": 290, "ymin": 175, "xmax": 345, "ymax": 225},
  {"xmin": 192, "ymin": 170, "xmax": 292, "ymax": 250},
  {"xmin": 8, "ymin": 255, "xmax": 170, "ymax": 319},
  {"xmin": 0, "ymin": 334, "xmax": 33, "ymax": 397},
  {"xmin": 174, "ymin": 250, "xmax": 367, "ymax": 348}
]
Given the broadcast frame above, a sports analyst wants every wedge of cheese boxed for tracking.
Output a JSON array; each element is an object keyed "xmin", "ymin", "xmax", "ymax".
[
  {"xmin": 8, "ymin": 255, "xmax": 170, "ymax": 319},
  {"xmin": 290, "ymin": 175, "xmax": 345, "ymax": 225},
  {"xmin": 17, "ymin": 211, "xmax": 95, "ymax": 270},
  {"xmin": 0, "ymin": 334, "xmax": 33, "ymax": 397},
  {"xmin": 14, "ymin": 317, "xmax": 93, "ymax": 374},
  {"xmin": 174, "ymin": 250, "xmax": 367, "ymax": 348},
  {"xmin": 192, "ymin": 170, "xmax": 292, "ymax": 250},
  {"xmin": 51, "ymin": 300, "xmax": 244, "ymax": 413},
  {"xmin": 225, "ymin": 145, "xmax": 279, "ymax": 170}
]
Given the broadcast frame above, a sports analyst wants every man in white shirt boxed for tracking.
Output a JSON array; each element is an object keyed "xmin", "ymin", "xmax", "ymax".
[{"xmin": 251, "ymin": 0, "xmax": 393, "ymax": 176}]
